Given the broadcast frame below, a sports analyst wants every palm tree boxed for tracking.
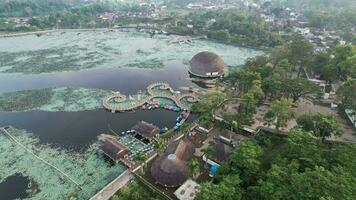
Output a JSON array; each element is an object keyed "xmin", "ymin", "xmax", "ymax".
[
  {"xmin": 180, "ymin": 123, "xmax": 190, "ymax": 134},
  {"xmin": 201, "ymin": 145, "xmax": 213, "ymax": 169},
  {"xmin": 134, "ymin": 152, "xmax": 146, "ymax": 174},
  {"xmin": 188, "ymin": 158, "xmax": 200, "ymax": 179},
  {"xmin": 153, "ymin": 139, "xmax": 166, "ymax": 154}
]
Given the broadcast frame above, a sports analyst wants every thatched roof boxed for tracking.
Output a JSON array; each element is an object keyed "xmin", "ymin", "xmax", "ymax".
[
  {"xmin": 132, "ymin": 121, "xmax": 160, "ymax": 140},
  {"xmin": 212, "ymin": 141, "xmax": 232, "ymax": 163},
  {"xmin": 101, "ymin": 140, "xmax": 128, "ymax": 162},
  {"xmin": 189, "ymin": 51, "xmax": 226, "ymax": 78},
  {"xmin": 151, "ymin": 140, "xmax": 195, "ymax": 187}
]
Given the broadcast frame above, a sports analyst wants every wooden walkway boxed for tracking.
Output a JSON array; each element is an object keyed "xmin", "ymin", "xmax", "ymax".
[
  {"xmin": 90, "ymin": 170, "xmax": 132, "ymax": 200},
  {"xmin": 103, "ymin": 82, "xmax": 199, "ymax": 112}
]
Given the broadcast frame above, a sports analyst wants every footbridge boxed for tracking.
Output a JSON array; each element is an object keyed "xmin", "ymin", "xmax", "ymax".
[{"xmin": 103, "ymin": 82, "xmax": 199, "ymax": 112}]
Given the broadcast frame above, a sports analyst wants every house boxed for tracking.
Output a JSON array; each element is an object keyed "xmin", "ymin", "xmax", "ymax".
[
  {"xmin": 132, "ymin": 121, "xmax": 160, "ymax": 142},
  {"xmin": 211, "ymin": 141, "xmax": 233, "ymax": 163},
  {"xmin": 101, "ymin": 139, "xmax": 130, "ymax": 163}
]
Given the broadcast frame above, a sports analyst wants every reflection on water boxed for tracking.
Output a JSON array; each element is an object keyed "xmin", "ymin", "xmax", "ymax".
[{"xmin": 0, "ymin": 109, "xmax": 185, "ymax": 150}]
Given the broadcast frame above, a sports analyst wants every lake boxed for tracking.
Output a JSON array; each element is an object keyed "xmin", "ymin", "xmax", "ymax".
[{"xmin": 0, "ymin": 30, "xmax": 262, "ymax": 199}]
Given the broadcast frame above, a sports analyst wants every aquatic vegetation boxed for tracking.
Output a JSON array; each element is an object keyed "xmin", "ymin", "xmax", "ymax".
[
  {"xmin": 0, "ymin": 46, "xmax": 109, "ymax": 74},
  {"xmin": 0, "ymin": 127, "xmax": 127, "ymax": 200},
  {"xmin": 0, "ymin": 31, "xmax": 262, "ymax": 74},
  {"xmin": 0, "ymin": 87, "xmax": 108, "ymax": 112}
]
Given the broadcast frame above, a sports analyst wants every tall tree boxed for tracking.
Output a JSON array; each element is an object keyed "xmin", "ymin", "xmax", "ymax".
[
  {"xmin": 337, "ymin": 79, "xmax": 356, "ymax": 116},
  {"xmin": 195, "ymin": 175, "xmax": 243, "ymax": 200},
  {"xmin": 284, "ymin": 78, "xmax": 321, "ymax": 102},
  {"xmin": 188, "ymin": 158, "xmax": 200, "ymax": 179},
  {"xmin": 229, "ymin": 140, "xmax": 262, "ymax": 185},
  {"xmin": 266, "ymin": 98, "xmax": 294, "ymax": 130},
  {"xmin": 288, "ymin": 33, "xmax": 314, "ymax": 76},
  {"xmin": 297, "ymin": 113, "xmax": 342, "ymax": 140}
]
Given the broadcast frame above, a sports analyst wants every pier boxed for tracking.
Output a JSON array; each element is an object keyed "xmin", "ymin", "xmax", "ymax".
[{"xmin": 103, "ymin": 82, "xmax": 199, "ymax": 112}]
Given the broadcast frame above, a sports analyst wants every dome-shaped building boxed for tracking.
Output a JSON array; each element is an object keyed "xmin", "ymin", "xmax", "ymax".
[
  {"xmin": 189, "ymin": 51, "xmax": 226, "ymax": 78},
  {"xmin": 151, "ymin": 140, "xmax": 195, "ymax": 187}
]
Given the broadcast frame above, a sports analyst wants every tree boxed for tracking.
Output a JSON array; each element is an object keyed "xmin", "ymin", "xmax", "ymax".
[
  {"xmin": 239, "ymin": 92, "xmax": 258, "ymax": 116},
  {"xmin": 134, "ymin": 152, "xmax": 146, "ymax": 173},
  {"xmin": 337, "ymin": 79, "xmax": 356, "ymax": 116},
  {"xmin": 188, "ymin": 158, "xmax": 200, "ymax": 179},
  {"xmin": 201, "ymin": 145, "xmax": 213, "ymax": 169},
  {"xmin": 229, "ymin": 140, "xmax": 262, "ymax": 185},
  {"xmin": 330, "ymin": 44, "xmax": 356, "ymax": 80},
  {"xmin": 297, "ymin": 113, "xmax": 342, "ymax": 140},
  {"xmin": 192, "ymin": 88, "xmax": 227, "ymax": 126},
  {"xmin": 262, "ymin": 77, "xmax": 283, "ymax": 100},
  {"xmin": 234, "ymin": 70, "xmax": 262, "ymax": 93},
  {"xmin": 288, "ymin": 33, "xmax": 314, "ymax": 76},
  {"xmin": 273, "ymin": 59, "xmax": 292, "ymax": 80},
  {"xmin": 153, "ymin": 139, "xmax": 166, "ymax": 154},
  {"xmin": 266, "ymin": 98, "xmax": 294, "ymax": 130},
  {"xmin": 284, "ymin": 78, "xmax": 321, "ymax": 102},
  {"xmin": 195, "ymin": 175, "xmax": 243, "ymax": 200}
]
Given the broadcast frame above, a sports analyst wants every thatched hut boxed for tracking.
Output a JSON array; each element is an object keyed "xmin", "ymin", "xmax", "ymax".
[
  {"xmin": 132, "ymin": 121, "xmax": 160, "ymax": 141},
  {"xmin": 101, "ymin": 139, "xmax": 129, "ymax": 163},
  {"xmin": 151, "ymin": 139, "xmax": 195, "ymax": 187},
  {"xmin": 189, "ymin": 51, "xmax": 226, "ymax": 78},
  {"xmin": 211, "ymin": 141, "xmax": 232, "ymax": 163}
]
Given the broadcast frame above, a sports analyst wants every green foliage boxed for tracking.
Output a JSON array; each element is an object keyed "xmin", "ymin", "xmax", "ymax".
[
  {"xmin": 192, "ymin": 88, "xmax": 227, "ymax": 125},
  {"xmin": 315, "ymin": 44, "xmax": 356, "ymax": 82},
  {"xmin": 134, "ymin": 152, "xmax": 146, "ymax": 164},
  {"xmin": 188, "ymin": 158, "xmax": 200, "ymax": 178},
  {"xmin": 171, "ymin": 8, "xmax": 283, "ymax": 48},
  {"xmin": 199, "ymin": 129, "xmax": 356, "ymax": 200},
  {"xmin": 0, "ymin": 0, "xmax": 87, "ymax": 17},
  {"xmin": 337, "ymin": 79, "xmax": 356, "ymax": 113},
  {"xmin": 288, "ymin": 34, "xmax": 314, "ymax": 68},
  {"xmin": 153, "ymin": 139, "xmax": 166, "ymax": 153},
  {"xmin": 195, "ymin": 175, "xmax": 243, "ymax": 200},
  {"xmin": 238, "ymin": 92, "xmax": 258, "ymax": 124},
  {"xmin": 273, "ymin": 59, "xmax": 292, "ymax": 80},
  {"xmin": 111, "ymin": 181, "xmax": 163, "ymax": 200},
  {"xmin": 229, "ymin": 140, "xmax": 262, "ymax": 185},
  {"xmin": 284, "ymin": 78, "xmax": 321, "ymax": 102},
  {"xmin": 265, "ymin": 98, "xmax": 294, "ymax": 130},
  {"xmin": 262, "ymin": 77, "xmax": 283, "ymax": 100},
  {"xmin": 297, "ymin": 112, "xmax": 343, "ymax": 139}
]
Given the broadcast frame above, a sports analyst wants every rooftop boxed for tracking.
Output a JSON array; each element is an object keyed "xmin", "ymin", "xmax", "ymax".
[
  {"xmin": 150, "ymin": 140, "xmax": 195, "ymax": 187},
  {"xmin": 132, "ymin": 121, "xmax": 160, "ymax": 140},
  {"xmin": 189, "ymin": 51, "xmax": 226, "ymax": 78}
]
